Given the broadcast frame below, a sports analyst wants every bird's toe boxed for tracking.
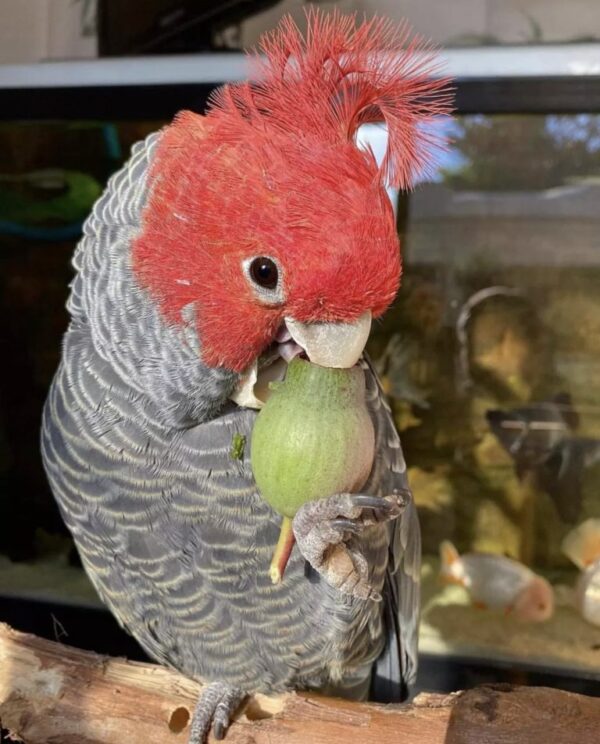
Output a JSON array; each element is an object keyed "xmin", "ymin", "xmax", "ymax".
[{"xmin": 188, "ymin": 682, "xmax": 245, "ymax": 744}]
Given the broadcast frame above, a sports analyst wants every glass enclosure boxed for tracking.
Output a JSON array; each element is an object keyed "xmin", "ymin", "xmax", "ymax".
[
  {"xmin": 367, "ymin": 112, "xmax": 600, "ymax": 675},
  {"xmin": 1, "ymin": 110, "xmax": 600, "ymax": 684},
  {"xmin": 0, "ymin": 120, "xmax": 163, "ymax": 611}
]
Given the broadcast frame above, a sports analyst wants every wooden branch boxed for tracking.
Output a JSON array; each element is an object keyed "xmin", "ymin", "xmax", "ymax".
[{"xmin": 1, "ymin": 622, "xmax": 599, "ymax": 744}]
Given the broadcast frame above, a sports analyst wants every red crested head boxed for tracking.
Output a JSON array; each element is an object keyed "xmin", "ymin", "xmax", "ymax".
[{"xmin": 132, "ymin": 9, "xmax": 452, "ymax": 373}]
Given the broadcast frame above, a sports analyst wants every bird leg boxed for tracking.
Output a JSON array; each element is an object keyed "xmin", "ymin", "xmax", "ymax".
[
  {"xmin": 188, "ymin": 681, "xmax": 245, "ymax": 743},
  {"xmin": 293, "ymin": 491, "xmax": 407, "ymax": 601}
]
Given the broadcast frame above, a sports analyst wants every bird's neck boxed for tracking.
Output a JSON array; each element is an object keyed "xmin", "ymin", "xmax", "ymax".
[{"xmin": 69, "ymin": 234, "xmax": 237, "ymax": 429}]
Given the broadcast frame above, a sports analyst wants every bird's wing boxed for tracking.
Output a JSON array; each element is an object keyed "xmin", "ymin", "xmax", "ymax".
[
  {"xmin": 44, "ymin": 130, "xmax": 282, "ymax": 681},
  {"xmin": 45, "ymin": 350, "xmax": 280, "ymax": 684},
  {"xmin": 361, "ymin": 355, "xmax": 421, "ymax": 701}
]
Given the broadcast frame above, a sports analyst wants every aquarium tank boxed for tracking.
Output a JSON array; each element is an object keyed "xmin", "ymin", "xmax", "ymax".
[
  {"xmin": 367, "ymin": 108, "xmax": 600, "ymax": 688},
  {"xmin": 0, "ymin": 48, "xmax": 599, "ymax": 693}
]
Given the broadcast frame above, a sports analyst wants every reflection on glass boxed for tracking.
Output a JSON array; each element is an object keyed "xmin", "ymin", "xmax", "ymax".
[{"xmin": 368, "ymin": 113, "xmax": 600, "ymax": 673}]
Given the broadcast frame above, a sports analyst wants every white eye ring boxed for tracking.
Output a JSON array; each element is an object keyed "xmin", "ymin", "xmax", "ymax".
[{"xmin": 242, "ymin": 255, "xmax": 285, "ymax": 305}]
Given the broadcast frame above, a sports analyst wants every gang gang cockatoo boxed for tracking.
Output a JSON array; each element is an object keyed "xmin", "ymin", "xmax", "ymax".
[{"xmin": 42, "ymin": 9, "xmax": 451, "ymax": 742}]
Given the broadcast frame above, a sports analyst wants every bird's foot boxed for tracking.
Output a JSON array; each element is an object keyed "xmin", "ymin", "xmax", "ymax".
[
  {"xmin": 188, "ymin": 682, "xmax": 245, "ymax": 743},
  {"xmin": 293, "ymin": 491, "xmax": 407, "ymax": 600}
]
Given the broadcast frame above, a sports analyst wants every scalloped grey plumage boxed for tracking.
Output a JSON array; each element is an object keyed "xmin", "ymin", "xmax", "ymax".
[{"xmin": 41, "ymin": 131, "xmax": 420, "ymax": 700}]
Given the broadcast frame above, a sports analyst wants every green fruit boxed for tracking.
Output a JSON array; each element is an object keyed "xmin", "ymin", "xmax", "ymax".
[{"xmin": 251, "ymin": 358, "xmax": 375, "ymax": 519}]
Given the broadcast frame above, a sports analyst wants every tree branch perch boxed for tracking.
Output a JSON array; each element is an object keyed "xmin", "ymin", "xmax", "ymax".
[{"xmin": 0, "ymin": 622, "xmax": 599, "ymax": 743}]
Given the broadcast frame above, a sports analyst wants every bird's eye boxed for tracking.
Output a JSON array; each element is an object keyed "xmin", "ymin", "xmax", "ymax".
[{"xmin": 249, "ymin": 257, "xmax": 278, "ymax": 290}]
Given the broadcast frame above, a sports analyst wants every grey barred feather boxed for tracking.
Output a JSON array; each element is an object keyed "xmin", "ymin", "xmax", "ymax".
[
  {"xmin": 42, "ymin": 132, "xmax": 420, "ymax": 698},
  {"xmin": 360, "ymin": 356, "xmax": 420, "ymax": 694}
]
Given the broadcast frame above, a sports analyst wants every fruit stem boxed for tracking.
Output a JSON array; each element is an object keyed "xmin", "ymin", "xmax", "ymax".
[{"xmin": 269, "ymin": 516, "xmax": 296, "ymax": 584}]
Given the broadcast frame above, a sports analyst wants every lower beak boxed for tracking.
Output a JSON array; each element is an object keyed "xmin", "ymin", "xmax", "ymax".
[
  {"xmin": 230, "ymin": 310, "xmax": 372, "ymax": 409},
  {"xmin": 285, "ymin": 311, "xmax": 372, "ymax": 369}
]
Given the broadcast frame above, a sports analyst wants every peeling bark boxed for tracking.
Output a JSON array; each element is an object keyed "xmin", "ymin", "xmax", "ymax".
[{"xmin": 1, "ymin": 623, "xmax": 599, "ymax": 743}]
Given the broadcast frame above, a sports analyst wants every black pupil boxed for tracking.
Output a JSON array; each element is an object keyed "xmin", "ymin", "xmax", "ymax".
[{"xmin": 250, "ymin": 257, "xmax": 278, "ymax": 290}]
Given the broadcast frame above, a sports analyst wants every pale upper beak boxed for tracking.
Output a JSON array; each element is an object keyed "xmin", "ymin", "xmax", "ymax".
[
  {"xmin": 231, "ymin": 311, "xmax": 372, "ymax": 409},
  {"xmin": 285, "ymin": 311, "xmax": 372, "ymax": 369}
]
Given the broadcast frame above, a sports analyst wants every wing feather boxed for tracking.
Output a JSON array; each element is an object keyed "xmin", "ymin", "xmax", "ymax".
[{"xmin": 361, "ymin": 355, "xmax": 421, "ymax": 699}]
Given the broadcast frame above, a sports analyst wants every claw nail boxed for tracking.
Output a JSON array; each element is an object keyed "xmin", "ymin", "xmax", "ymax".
[
  {"xmin": 331, "ymin": 518, "xmax": 362, "ymax": 534},
  {"xmin": 352, "ymin": 494, "xmax": 385, "ymax": 509},
  {"xmin": 214, "ymin": 722, "xmax": 225, "ymax": 740}
]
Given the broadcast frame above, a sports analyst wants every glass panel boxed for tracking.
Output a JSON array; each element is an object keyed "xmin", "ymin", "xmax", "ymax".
[
  {"xmin": 367, "ymin": 113, "xmax": 600, "ymax": 674},
  {"xmin": 0, "ymin": 121, "xmax": 163, "ymax": 606}
]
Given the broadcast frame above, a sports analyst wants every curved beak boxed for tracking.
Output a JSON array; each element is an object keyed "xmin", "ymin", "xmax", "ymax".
[
  {"xmin": 230, "ymin": 310, "xmax": 372, "ymax": 409},
  {"xmin": 285, "ymin": 311, "xmax": 372, "ymax": 369}
]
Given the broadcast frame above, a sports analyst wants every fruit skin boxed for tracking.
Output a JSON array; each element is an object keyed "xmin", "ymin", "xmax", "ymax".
[{"xmin": 251, "ymin": 358, "xmax": 375, "ymax": 518}]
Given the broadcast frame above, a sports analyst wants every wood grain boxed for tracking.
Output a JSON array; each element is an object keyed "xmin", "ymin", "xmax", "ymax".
[{"xmin": 1, "ymin": 623, "xmax": 599, "ymax": 743}]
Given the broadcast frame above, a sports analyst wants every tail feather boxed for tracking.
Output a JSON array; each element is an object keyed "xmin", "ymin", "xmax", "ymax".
[{"xmin": 370, "ymin": 571, "xmax": 405, "ymax": 703}]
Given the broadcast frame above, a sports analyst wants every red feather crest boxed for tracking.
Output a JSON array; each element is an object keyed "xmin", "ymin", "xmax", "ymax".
[
  {"xmin": 209, "ymin": 8, "xmax": 453, "ymax": 189},
  {"xmin": 133, "ymin": 9, "xmax": 452, "ymax": 371}
]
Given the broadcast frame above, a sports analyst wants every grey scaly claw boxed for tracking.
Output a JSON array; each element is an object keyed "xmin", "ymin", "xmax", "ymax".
[
  {"xmin": 293, "ymin": 492, "xmax": 406, "ymax": 601},
  {"xmin": 352, "ymin": 491, "xmax": 408, "ymax": 522},
  {"xmin": 351, "ymin": 494, "xmax": 390, "ymax": 510},
  {"xmin": 189, "ymin": 682, "xmax": 245, "ymax": 743},
  {"xmin": 330, "ymin": 518, "xmax": 363, "ymax": 535}
]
